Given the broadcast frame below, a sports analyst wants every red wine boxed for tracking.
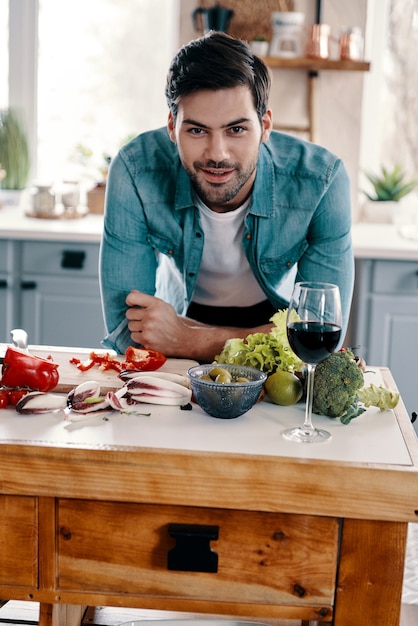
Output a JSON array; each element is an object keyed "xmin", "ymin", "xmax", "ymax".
[{"xmin": 287, "ymin": 321, "xmax": 341, "ymax": 364}]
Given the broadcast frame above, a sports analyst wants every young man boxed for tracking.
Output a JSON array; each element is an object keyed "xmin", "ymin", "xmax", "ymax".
[{"xmin": 99, "ymin": 32, "xmax": 354, "ymax": 361}]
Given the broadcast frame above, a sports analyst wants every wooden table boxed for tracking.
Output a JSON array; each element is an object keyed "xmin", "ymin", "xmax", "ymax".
[{"xmin": 0, "ymin": 351, "xmax": 417, "ymax": 626}]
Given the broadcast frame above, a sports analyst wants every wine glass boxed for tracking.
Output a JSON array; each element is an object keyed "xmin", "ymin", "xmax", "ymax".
[{"xmin": 282, "ymin": 282, "xmax": 342, "ymax": 443}]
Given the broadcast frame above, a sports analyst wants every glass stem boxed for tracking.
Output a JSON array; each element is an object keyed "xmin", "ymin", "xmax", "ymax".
[{"xmin": 303, "ymin": 363, "xmax": 316, "ymax": 431}]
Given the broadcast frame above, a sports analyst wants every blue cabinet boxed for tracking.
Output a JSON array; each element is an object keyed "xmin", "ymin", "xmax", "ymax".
[
  {"xmin": 353, "ymin": 258, "xmax": 418, "ymax": 432},
  {"xmin": 0, "ymin": 240, "xmax": 18, "ymax": 344},
  {"xmin": 0, "ymin": 239, "xmax": 106, "ymax": 349}
]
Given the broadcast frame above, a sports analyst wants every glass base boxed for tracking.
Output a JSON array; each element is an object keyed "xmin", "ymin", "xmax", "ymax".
[{"xmin": 282, "ymin": 426, "xmax": 332, "ymax": 443}]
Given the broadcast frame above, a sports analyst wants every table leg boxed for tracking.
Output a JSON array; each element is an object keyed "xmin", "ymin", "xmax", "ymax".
[
  {"xmin": 334, "ymin": 519, "xmax": 408, "ymax": 625},
  {"xmin": 39, "ymin": 603, "xmax": 86, "ymax": 626}
]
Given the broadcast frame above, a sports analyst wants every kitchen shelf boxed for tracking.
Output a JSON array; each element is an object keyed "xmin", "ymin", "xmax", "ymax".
[
  {"xmin": 264, "ymin": 56, "xmax": 371, "ymax": 142},
  {"xmin": 264, "ymin": 57, "xmax": 370, "ymax": 72}
]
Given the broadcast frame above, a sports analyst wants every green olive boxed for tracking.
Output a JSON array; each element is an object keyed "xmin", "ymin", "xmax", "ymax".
[
  {"xmin": 236, "ymin": 376, "xmax": 250, "ymax": 383},
  {"xmin": 200, "ymin": 375, "xmax": 212, "ymax": 381},
  {"xmin": 208, "ymin": 367, "xmax": 232, "ymax": 382},
  {"xmin": 215, "ymin": 373, "xmax": 233, "ymax": 383}
]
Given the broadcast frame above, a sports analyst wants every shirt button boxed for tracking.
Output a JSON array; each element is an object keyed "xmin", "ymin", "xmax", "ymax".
[
  {"xmin": 168, "ymin": 249, "xmax": 174, "ymax": 255},
  {"xmin": 245, "ymin": 234, "xmax": 251, "ymax": 240},
  {"xmin": 286, "ymin": 261, "xmax": 292, "ymax": 267}
]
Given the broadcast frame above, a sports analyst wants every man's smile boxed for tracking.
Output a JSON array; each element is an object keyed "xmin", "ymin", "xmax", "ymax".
[{"xmin": 200, "ymin": 166, "xmax": 235, "ymax": 184}]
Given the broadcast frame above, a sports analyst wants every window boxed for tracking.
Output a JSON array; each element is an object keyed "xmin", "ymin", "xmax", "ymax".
[
  {"xmin": 6, "ymin": 0, "xmax": 178, "ymax": 186},
  {"xmin": 0, "ymin": 0, "xmax": 8, "ymax": 107},
  {"xmin": 361, "ymin": 0, "xmax": 418, "ymax": 183}
]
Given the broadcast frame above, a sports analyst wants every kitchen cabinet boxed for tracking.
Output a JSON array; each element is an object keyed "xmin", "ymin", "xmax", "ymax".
[
  {"xmin": 0, "ymin": 239, "xmax": 105, "ymax": 349},
  {"xmin": 353, "ymin": 258, "xmax": 418, "ymax": 430},
  {"xmin": 0, "ymin": 240, "xmax": 17, "ymax": 343}
]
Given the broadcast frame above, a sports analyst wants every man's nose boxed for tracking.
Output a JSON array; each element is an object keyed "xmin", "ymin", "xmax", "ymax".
[{"xmin": 205, "ymin": 133, "xmax": 230, "ymax": 163}]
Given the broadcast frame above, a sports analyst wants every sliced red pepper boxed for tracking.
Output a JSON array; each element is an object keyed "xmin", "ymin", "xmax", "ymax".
[
  {"xmin": 1, "ymin": 347, "xmax": 59, "ymax": 392},
  {"xmin": 69, "ymin": 356, "xmax": 95, "ymax": 371},
  {"xmin": 0, "ymin": 389, "xmax": 9, "ymax": 409},
  {"xmin": 69, "ymin": 348, "xmax": 166, "ymax": 374},
  {"xmin": 8, "ymin": 389, "xmax": 30, "ymax": 406},
  {"xmin": 125, "ymin": 346, "xmax": 167, "ymax": 371}
]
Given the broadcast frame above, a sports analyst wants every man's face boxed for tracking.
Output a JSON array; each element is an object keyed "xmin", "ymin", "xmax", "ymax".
[{"xmin": 167, "ymin": 86, "xmax": 272, "ymax": 213}]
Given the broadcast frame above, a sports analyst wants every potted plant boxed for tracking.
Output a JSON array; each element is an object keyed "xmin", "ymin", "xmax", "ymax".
[
  {"xmin": 0, "ymin": 108, "xmax": 30, "ymax": 207},
  {"xmin": 250, "ymin": 35, "xmax": 270, "ymax": 58},
  {"xmin": 362, "ymin": 164, "xmax": 417, "ymax": 223}
]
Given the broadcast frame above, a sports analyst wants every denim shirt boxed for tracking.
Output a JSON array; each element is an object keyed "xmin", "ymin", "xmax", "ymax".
[{"xmin": 99, "ymin": 127, "xmax": 354, "ymax": 353}]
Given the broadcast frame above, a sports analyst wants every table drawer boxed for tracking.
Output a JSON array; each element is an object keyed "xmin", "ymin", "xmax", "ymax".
[
  {"xmin": 57, "ymin": 500, "xmax": 339, "ymax": 609},
  {"xmin": 0, "ymin": 495, "xmax": 38, "ymax": 587},
  {"xmin": 372, "ymin": 259, "xmax": 418, "ymax": 294},
  {"xmin": 21, "ymin": 241, "xmax": 100, "ymax": 277}
]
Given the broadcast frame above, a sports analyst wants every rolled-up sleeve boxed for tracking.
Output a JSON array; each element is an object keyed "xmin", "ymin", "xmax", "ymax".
[
  {"xmin": 296, "ymin": 160, "xmax": 354, "ymax": 337},
  {"xmin": 99, "ymin": 152, "xmax": 158, "ymax": 353}
]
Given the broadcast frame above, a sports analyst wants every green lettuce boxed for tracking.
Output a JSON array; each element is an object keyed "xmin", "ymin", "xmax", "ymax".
[{"xmin": 214, "ymin": 309, "xmax": 303, "ymax": 374}]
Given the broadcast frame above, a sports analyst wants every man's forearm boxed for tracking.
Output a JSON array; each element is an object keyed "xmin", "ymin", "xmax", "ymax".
[{"xmin": 180, "ymin": 318, "xmax": 273, "ymax": 362}]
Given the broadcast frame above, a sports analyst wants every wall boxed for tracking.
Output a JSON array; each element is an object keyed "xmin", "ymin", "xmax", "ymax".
[{"xmin": 179, "ymin": 0, "xmax": 369, "ymax": 221}]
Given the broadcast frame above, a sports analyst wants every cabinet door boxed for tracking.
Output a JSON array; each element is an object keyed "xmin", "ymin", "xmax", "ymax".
[
  {"xmin": 368, "ymin": 294, "xmax": 418, "ymax": 424},
  {"xmin": 20, "ymin": 241, "xmax": 105, "ymax": 348},
  {"xmin": 0, "ymin": 495, "xmax": 38, "ymax": 588},
  {"xmin": 0, "ymin": 240, "xmax": 16, "ymax": 342},
  {"xmin": 21, "ymin": 275, "xmax": 105, "ymax": 348}
]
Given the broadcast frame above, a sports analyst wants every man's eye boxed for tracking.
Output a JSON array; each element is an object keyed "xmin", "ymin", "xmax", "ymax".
[
  {"xmin": 229, "ymin": 126, "xmax": 245, "ymax": 134},
  {"xmin": 188, "ymin": 127, "xmax": 205, "ymax": 135}
]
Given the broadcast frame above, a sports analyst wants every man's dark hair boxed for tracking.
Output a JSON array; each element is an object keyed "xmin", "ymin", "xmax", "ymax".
[{"xmin": 165, "ymin": 31, "xmax": 271, "ymax": 125}]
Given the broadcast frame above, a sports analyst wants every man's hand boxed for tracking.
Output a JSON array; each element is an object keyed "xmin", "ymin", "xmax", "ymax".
[
  {"xmin": 125, "ymin": 290, "xmax": 272, "ymax": 361},
  {"xmin": 126, "ymin": 291, "xmax": 192, "ymax": 357}
]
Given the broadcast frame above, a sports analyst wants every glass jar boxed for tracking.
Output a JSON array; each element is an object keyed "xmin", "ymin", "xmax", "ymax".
[
  {"xmin": 31, "ymin": 183, "xmax": 56, "ymax": 215},
  {"xmin": 340, "ymin": 27, "xmax": 364, "ymax": 61}
]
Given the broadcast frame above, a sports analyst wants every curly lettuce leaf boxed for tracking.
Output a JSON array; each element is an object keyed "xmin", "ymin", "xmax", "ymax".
[{"xmin": 214, "ymin": 309, "xmax": 303, "ymax": 375}]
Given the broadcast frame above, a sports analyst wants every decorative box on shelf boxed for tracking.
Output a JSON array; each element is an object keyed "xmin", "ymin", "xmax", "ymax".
[{"xmin": 87, "ymin": 182, "xmax": 106, "ymax": 214}]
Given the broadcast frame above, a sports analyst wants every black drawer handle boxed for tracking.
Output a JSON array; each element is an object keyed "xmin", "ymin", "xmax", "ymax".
[
  {"xmin": 61, "ymin": 250, "xmax": 86, "ymax": 270},
  {"xmin": 167, "ymin": 523, "xmax": 219, "ymax": 573},
  {"xmin": 21, "ymin": 280, "xmax": 37, "ymax": 290},
  {"xmin": 0, "ymin": 279, "xmax": 8, "ymax": 288}
]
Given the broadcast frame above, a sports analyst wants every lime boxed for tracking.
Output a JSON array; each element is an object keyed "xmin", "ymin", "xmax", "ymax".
[{"xmin": 265, "ymin": 371, "xmax": 303, "ymax": 406}]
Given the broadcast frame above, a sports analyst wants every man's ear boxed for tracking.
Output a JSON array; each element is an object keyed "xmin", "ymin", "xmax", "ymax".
[
  {"xmin": 261, "ymin": 109, "xmax": 273, "ymax": 143},
  {"xmin": 167, "ymin": 111, "xmax": 176, "ymax": 143}
]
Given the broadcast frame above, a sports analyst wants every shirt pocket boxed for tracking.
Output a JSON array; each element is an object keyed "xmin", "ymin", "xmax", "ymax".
[
  {"xmin": 147, "ymin": 231, "xmax": 183, "ymax": 265},
  {"xmin": 258, "ymin": 239, "xmax": 308, "ymax": 277}
]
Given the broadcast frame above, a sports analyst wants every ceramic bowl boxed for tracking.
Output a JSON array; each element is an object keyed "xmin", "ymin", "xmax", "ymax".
[{"xmin": 188, "ymin": 364, "xmax": 266, "ymax": 419}]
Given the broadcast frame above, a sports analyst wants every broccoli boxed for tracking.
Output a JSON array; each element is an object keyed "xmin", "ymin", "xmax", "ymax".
[{"xmin": 313, "ymin": 349, "xmax": 364, "ymax": 418}]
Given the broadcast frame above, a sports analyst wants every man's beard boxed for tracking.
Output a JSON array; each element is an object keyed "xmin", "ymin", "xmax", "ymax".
[{"xmin": 185, "ymin": 159, "xmax": 257, "ymax": 209}]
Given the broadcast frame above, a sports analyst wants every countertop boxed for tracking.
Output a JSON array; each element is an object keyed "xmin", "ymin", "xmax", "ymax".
[
  {"xmin": 1, "ymin": 204, "xmax": 418, "ymax": 260},
  {"xmin": 0, "ymin": 204, "xmax": 103, "ymax": 243},
  {"xmin": 351, "ymin": 222, "xmax": 418, "ymax": 261}
]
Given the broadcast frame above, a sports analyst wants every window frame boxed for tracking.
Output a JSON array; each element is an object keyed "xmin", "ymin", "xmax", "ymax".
[{"xmin": 9, "ymin": 0, "xmax": 39, "ymax": 177}]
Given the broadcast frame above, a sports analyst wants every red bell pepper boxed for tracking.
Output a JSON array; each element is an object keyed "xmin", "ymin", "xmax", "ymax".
[
  {"xmin": 124, "ymin": 346, "xmax": 167, "ymax": 371},
  {"xmin": 1, "ymin": 347, "xmax": 59, "ymax": 392}
]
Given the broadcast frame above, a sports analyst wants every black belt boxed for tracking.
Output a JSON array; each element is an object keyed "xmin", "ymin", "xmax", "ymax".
[{"xmin": 186, "ymin": 300, "xmax": 278, "ymax": 328}]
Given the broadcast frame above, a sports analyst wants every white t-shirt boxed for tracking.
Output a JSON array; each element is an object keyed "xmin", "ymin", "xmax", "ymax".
[{"xmin": 193, "ymin": 195, "xmax": 266, "ymax": 307}]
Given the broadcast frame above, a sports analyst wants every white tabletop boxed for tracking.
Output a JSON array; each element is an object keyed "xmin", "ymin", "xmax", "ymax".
[{"xmin": 0, "ymin": 368, "xmax": 412, "ymax": 467}]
